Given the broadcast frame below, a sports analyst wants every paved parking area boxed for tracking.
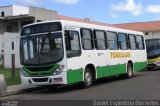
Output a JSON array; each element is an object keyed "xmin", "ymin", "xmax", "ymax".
[{"xmin": 1, "ymin": 70, "xmax": 160, "ymax": 100}]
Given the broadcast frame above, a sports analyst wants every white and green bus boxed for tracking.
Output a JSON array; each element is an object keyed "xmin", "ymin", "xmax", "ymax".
[{"xmin": 20, "ymin": 20, "xmax": 147, "ymax": 88}]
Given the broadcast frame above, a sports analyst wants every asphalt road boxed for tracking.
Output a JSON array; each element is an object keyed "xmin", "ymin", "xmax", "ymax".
[{"xmin": 1, "ymin": 70, "xmax": 160, "ymax": 100}]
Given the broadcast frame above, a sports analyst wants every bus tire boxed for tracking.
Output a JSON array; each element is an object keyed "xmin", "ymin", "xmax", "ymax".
[
  {"xmin": 83, "ymin": 68, "xmax": 93, "ymax": 88},
  {"xmin": 125, "ymin": 63, "xmax": 133, "ymax": 79}
]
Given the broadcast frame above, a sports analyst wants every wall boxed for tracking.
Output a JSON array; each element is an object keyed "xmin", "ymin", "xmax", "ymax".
[
  {"xmin": 2, "ymin": 32, "xmax": 21, "ymax": 68},
  {"xmin": 12, "ymin": 5, "xmax": 29, "ymax": 16},
  {"xmin": 0, "ymin": 5, "xmax": 29, "ymax": 17},
  {"xmin": 29, "ymin": 6, "xmax": 57, "ymax": 21},
  {"xmin": 144, "ymin": 31, "xmax": 160, "ymax": 39},
  {"xmin": 0, "ymin": 6, "xmax": 13, "ymax": 17}
]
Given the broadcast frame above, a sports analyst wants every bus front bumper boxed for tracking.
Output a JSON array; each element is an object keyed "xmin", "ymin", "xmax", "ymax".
[
  {"xmin": 147, "ymin": 62, "xmax": 160, "ymax": 70},
  {"xmin": 20, "ymin": 73, "xmax": 67, "ymax": 86},
  {"xmin": 148, "ymin": 61, "xmax": 160, "ymax": 67}
]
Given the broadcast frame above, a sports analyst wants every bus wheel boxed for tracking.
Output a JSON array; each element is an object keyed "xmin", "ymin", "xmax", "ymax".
[
  {"xmin": 83, "ymin": 68, "xmax": 92, "ymax": 88},
  {"xmin": 126, "ymin": 63, "xmax": 133, "ymax": 79}
]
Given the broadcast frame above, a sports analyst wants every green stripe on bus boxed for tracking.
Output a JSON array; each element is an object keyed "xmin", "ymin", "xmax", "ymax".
[
  {"xmin": 97, "ymin": 61, "xmax": 147, "ymax": 78},
  {"xmin": 97, "ymin": 64, "xmax": 126, "ymax": 78},
  {"xmin": 67, "ymin": 69, "xmax": 83, "ymax": 84},
  {"xmin": 134, "ymin": 61, "xmax": 147, "ymax": 72},
  {"xmin": 66, "ymin": 61, "xmax": 147, "ymax": 84}
]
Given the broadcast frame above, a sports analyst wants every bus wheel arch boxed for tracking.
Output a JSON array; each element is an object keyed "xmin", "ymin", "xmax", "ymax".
[
  {"xmin": 126, "ymin": 60, "xmax": 134, "ymax": 78},
  {"xmin": 82, "ymin": 64, "xmax": 96, "ymax": 88},
  {"xmin": 128, "ymin": 60, "xmax": 133, "ymax": 71},
  {"xmin": 120, "ymin": 60, "xmax": 134, "ymax": 79},
  {"xmin": 84, "ymin": 64, "xmax": 96, "ymax": 80}
]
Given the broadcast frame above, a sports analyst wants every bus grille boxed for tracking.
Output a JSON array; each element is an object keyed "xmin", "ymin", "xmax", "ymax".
[
  {"xmin": 32, "ymin": 78, "xmax": 48, "ymax": 82},
  {"xmin": 27, "ymin": 66, "xmax": 53, "ymax": 72}
]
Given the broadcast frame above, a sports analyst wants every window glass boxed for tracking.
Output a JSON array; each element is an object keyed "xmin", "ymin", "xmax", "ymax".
[
  {"xmin": 118, "ymin": 33, "xmax": 128, "ymax": 50},
  {"xmin": 83, "ymin": 39, "xmax": 92, "ymax": 50},
  {"xmin": 107, "ymin": 32, "xmax": 118, "ymax": 50},
  {"xmin": 146, "ymin": 39, "xmax": 160, "ymax": 58},
  {"xmin": 95, "ymin": 31, "xmax": 105, "ymax": 40},
  {"xmin": 136, "ymin": 35, "xmax": 145, "ymax": 50},
  {"xmin": 20, "ymin": 33, "xmax": 63, "ymax": 65},
  {"xmin": 21, "ymin": 22, "xmax": 62, "ymax": 35},
  {"xmin": 95, "ymin": 31, "xmax": 106, "ymax": 50},
  {"xmin": 136, "ymin": 36, "xmax": 143, "ymax": 42},
  {"xmin": 65, "ymin": 31, "xmax": 81, "ymax": 57},
  {"xmin": 129, "ymin": 34, "xmax": 137, "ymax": 50},
  {"xmin": 82, "ymin": 29, "xmax": 91, "ymax": 39},
  {"xmin": 70, "ymin": 31, "xmax": 80, "ymax": 50},
  {"xmin": 81, "ymin": 29, "xmax": 93, "ymax": 50}
]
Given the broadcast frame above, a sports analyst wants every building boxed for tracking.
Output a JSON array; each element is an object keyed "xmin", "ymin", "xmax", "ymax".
[
  {"xmin": 115, "ymin": 21, "xmax": 160, "ymax": 39},
  {"xmin": 0, "ymin": 5, "xmax": 57, "ymax": 34},
  {"xmin": 0, "ymin": 5, "xmax": 57, "ymax": 68}
]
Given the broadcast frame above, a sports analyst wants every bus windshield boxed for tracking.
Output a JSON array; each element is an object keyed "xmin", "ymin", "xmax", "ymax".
[
  {"xmin": 20, "ymin": 32, "xmax": 63, "ymax": 65},
  {"xmin": 146, "ymin": 39, "xmax": 160, "ymax": 59}
]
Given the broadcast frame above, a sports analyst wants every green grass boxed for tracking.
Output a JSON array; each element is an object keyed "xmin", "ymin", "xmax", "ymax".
[{"xmin": 0, "ymin": 67, "xmax": 21, "ymax": 86}]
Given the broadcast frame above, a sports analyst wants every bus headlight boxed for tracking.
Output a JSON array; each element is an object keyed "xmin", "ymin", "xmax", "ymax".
[
  {"xmin": 53, "ymin": 65, "xmax": 65, "ymax": 75},
  {"xmin": 20, "ymin": 69, "xmax": 29, "ymax": 77}
]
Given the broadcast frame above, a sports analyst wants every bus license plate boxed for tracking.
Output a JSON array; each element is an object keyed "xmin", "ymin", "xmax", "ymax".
[{"xmin": 156, "ymin": 62, "xmax": 160, "ymax": 66}]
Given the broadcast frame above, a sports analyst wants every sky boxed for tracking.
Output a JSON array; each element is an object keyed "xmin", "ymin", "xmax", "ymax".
[{"xmin": 1, "ymin": 0, "xmax": 160, "ymax": 24}]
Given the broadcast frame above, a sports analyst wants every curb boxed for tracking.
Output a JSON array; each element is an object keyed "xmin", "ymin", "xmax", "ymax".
[
  {"xmin": 0, "ymin": 85, "xmax": 65, "ymax": 98},
  {"xmin": 0, "ymin": 86, "xmax": 43, "ymax": 98}
]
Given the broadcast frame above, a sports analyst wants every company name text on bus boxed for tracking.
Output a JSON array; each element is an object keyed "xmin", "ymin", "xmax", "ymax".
[{"xmin": 110, "ymin": 52, "xmax": 131, "ymax": 58}]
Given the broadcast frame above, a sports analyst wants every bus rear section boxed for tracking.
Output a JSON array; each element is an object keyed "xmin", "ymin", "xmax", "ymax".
[{"xmin": 146, "ymin": 39, "xmax": 160, "ymax": 70}]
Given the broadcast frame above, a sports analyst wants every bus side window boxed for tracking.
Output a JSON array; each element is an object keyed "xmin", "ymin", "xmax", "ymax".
[
  {"xmin": 136, "ymin": 35, "xmax": 145, "ymax": 50},
  {"xmin": 107, "ymin": 31, "xmax": 118, "ymax": 50},
  {"xmin": 129, "ymin": 34, "xmax": 137, "ymax": 50},
  {"xmin": 94, "ymin": 30, "xmax": 107, "ymax": 50},
  {"xmin": 118, "ymin": 33, "xmax": 128, "ymax": 50},
  {"xmin": 65, "ymin": 30, "xmax": 81, "ymax": 58},
  {"xmin": 81, "ymin": 28, "xmax": 94, "ymax": 50}
]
